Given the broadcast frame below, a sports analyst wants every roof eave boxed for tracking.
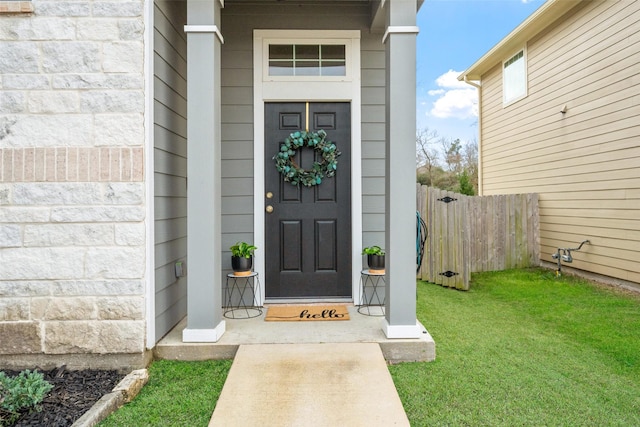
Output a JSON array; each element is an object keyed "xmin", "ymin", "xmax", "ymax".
[{"xmin": 458, "ymin": 0, "xmax": 582, "ymax": 82}]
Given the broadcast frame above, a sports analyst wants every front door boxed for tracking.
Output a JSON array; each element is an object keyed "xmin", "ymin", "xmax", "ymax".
[{"xmin": 265, "ymin": 102, "xmax": 352, "ymax": 299}]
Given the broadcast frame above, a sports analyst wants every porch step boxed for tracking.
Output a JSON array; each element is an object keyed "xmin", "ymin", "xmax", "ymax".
[
  {"xmin": 154, "ymin": 306, "xmax": 435, "ymax": 364},
  {"xmin": 209, "ymin": 343, "xmax": 410, "ymax": 426}
]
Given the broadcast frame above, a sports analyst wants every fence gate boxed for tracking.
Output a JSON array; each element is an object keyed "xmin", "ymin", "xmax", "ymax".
[{"xmin": 417, "ymin": 185, "xmax": 470, "ymax": 290}]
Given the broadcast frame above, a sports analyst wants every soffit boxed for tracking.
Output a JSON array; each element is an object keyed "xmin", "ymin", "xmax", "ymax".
[{"xmin": 458, "ymin": 0, "xmax": 581, "ymax": 82}]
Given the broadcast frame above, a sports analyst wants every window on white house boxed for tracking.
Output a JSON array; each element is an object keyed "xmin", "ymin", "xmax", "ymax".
[
  {"xmin": 268, "ymin": 44, "xmax": 346, "ymax": 77},
  {"xmin": 503, "ymin": 49, "xmax": 526, "ymax": 104}
]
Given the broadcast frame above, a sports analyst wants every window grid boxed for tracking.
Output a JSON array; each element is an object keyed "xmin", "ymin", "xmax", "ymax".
[{"xmin": 269, "ymin": 44, "xmax": 346, "ymax": 77}]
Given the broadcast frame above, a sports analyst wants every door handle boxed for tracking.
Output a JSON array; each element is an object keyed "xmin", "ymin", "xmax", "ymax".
[{"xmin": 266, "ymin": 205, "xmax": 274, "ymax": 213}]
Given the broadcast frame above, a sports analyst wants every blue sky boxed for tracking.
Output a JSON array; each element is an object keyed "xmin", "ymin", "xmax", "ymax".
[{"xmin": 416, "ymin": 0, "xmax": 545, "ymax": 143}]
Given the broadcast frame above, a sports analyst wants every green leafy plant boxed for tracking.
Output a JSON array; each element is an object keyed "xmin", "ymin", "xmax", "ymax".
[
  {"xmin": 362, "ymin": 246, "xmax": 385, "ymax": 256},
  {"xmin": 230, "ymin": 242, "xmax": 257, "ymax": 259},
  {"xmin": 0, "ymin": 370, "xmax": 53, "ymax": 426}
]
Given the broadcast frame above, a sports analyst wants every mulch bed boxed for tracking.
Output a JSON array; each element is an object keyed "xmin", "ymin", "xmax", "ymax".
[{"xmin": 3, "ymin": 366, "xmax": 125, "ymax": 427}]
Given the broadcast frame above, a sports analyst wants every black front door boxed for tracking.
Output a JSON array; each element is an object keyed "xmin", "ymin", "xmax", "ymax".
[{"xmin": 265, "ymin": 102, "xmax": 352, "ymax": 299}]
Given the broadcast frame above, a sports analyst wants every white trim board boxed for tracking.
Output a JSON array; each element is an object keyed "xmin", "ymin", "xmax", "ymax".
[
  {"xmin": 143, "ymin": 0, "xmax": 155, "ymax": 348},
  {"xmin": 253, "ymin": 30, "xmax": 363, "ymax": 305}
]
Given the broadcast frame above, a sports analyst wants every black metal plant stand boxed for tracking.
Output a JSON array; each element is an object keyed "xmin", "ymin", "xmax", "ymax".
[
  {"xmin": 224, "ymin": 272, "xmax": 263, "ymax": 319},
  {"xmin": 358, "ymin": 269, "xmax": 386, "ymax": 316}
]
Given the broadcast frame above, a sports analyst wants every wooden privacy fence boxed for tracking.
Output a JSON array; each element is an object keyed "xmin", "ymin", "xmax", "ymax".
[{"xmin": 416, "ymin": 185, "xmax": 539, "ymax": 290}]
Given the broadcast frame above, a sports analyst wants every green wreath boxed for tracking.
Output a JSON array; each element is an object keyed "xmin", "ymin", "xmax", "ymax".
[{"xmin": 273, "ymin": 129, "xmax": 341, "ymax": 187}]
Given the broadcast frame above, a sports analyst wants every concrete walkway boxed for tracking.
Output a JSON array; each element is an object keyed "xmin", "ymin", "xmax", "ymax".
[{"xmin": 209, "ymin": 343, "xmax": 410, "ymax": 426}]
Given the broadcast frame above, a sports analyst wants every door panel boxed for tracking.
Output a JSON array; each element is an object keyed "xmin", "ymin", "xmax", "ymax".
[{"xmin": 265, "ymin": 102, "xmax": 351, "ymax": 299}]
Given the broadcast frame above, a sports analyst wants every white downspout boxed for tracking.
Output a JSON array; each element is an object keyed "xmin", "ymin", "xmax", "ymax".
[{"xmin": 462, "ymin": 76, "xmax": 483, "ymax": 195}]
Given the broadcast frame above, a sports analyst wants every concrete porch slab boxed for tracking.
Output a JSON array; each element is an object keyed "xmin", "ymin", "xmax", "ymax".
[{"xmin": 154, "ymin": 306, "xmax": 435, "ymax": 363}]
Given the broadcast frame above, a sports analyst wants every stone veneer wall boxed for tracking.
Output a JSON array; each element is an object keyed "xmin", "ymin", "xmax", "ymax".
[{"xmin": 0, "ymin": 0, "xmax": 149, "ymax": 369}]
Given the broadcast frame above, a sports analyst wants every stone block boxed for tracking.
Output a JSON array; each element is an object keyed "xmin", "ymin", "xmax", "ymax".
[
  {"xmin": 0, "ymin": 42, "xmax": 39, "ymax": 73},
  {"xmin": 50, "ymin": 206, "xmax": 145, "ymax": 222},
  {"xmin": 0, "ymin": 17, "xmax": 76, "ymax": 40},
  {"xmin": 80, "ymin": 90, "xmax": 144, "ymax": 113},
  {"xmin": 50, "ymin": 279, "xmax": 144, "ymax": 296},
  {"xmin": 42, "ymin": 42, "xmax": 101, "ymax": 73},
  {"xmin": 94, "ymin": 114, "xmax": 144, "ymax": 146},
  {"xmin": 0, "ymin": 91, "xmax": 25, "ymax": 113},
  {"xmin": 0, "ymin": 207, "xmax": 51, "ymax": 223},
  {"xmin": 31, "ymin": 296, "xmax": 97, "ymax": 321},
  {"xmin": 0, "ymin": 224, "xmax": 21, "ymax": 247},
  {"xmin": 93, "ymin": 2, "xmax": 144, "ymax": 17},
  {"xmin": 85, "ymin": 246, "xmax": 145, "ymax": 279},
  {"xmin": 1, "ymin": 115, "xmax": 92, "ymax": 147},
  {"xmin": 0, "ymin": 298, "xmax": 30, "ymax": 321},
  {"xmin": 103, "ymin": 42, "xmax": 143, "ymax": 73},
  {"xmin": 53, "ymin": 74, "xmax": 142, "ymax": 90},
  {"xmin": 96, "ymin": 296, "xmax": 144, "ymax": 320},
  {"xmin": 119, "ymin": 19, "xmax": 144, "ymax": 41},
  {"xmin": 0, "ymin": 322, "xmax": 42, "ymax": 354},
  {"xmin": 77, "ymin": 19, "xmax": 120, "ymax": 40},
  {"xmin": 23, "ymin": 223, "xmax": 114, "ymax": 247},
  {"xmin": 0, "ymin": 247, "xmax": 85, "ymax": 280},
  {"xmin": 34, "ymin": 2, "xmax": 91, "ymax": 17},
  {"xmin": 44, "ymin": 320, "xmax": 145, "ymax": 354},
  {"xmin": 28, "ymin": 91, "xmax": 79, "ymax": 114},
  {"xmin": 113, "ymin": 369, "xmax": 148, "ymax": 403},
  {"xmin": 1, "ymin": 74, "xmax": 51, "ymax": 90},
  {"xmin": 104, "ymin": 183, "xmax": 144, "ymax": 205},
  {"xmin": 0, "ymin": 281, "xmax": 52, "ymax": 297},
  {"xmin": 12, "ymin": 183, "xmax": 102, "ymax": 205},
  {"xmin": 115, "ymin": 223, "xmax": 145, "ymax": 246}
]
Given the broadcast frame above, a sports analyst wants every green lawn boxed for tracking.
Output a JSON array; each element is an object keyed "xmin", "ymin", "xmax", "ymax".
[
  {"xmin": 101, "ymin": 268, "xmax": 640, "ymax": 426},
  {"xmin": 100, "ymin": 359, "xmax": 232, "ymax": 427},
  {"xmin": 390, "ymin": 268, "xmax": 640, "ymax": 426}
]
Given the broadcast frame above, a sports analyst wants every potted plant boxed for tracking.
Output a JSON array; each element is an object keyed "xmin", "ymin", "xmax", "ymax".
[
  {"xmin": 362, "ymin": 245, "xmax": 385, "ymax": 274},
  {"xmin": 230, "ymin": 242, "xmax": 257, "ymax": 276}
]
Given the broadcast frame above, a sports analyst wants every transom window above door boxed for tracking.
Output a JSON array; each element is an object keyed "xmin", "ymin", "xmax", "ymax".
[{"xmin": 268, "ymin": 44, "xmax": 346, "ymax": 77}]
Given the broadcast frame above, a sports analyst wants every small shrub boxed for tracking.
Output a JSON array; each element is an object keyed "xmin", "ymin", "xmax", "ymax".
[{"xmin": 0, "ymin": 370, "xmax": 53, "ymax": 426}]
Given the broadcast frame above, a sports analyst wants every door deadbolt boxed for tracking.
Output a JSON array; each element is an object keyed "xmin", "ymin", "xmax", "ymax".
[
  {"xmin": 265, "ymin": 205, "xmax": 274, "ymax": 213},
  {"xmin": 266, "ymin": 192, "xmax": 273, "ymax": 199}
]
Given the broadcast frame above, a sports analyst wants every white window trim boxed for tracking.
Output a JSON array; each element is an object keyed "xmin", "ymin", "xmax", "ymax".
[
  {"xmin": 253, "ymin": 29, "xmax": 363, "ymax": 305},
  {"xmin": 502, "ymin": 47, "xmax": 528, "ymax": 106}
]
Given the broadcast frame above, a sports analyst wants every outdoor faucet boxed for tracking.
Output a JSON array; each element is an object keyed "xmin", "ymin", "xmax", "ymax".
[{"xmin": 552, "ymin": 240, "xmax": 590, "ymax": 276}]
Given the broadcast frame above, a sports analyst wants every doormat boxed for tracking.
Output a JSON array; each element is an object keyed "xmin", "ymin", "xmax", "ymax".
[{"xmin": 265, "ymin": 305, "xmax": 350, "ymax": 321}]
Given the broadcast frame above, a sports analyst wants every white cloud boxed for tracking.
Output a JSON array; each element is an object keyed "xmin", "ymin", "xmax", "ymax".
[
  {"xmin": 434, "ymin": 70, "xmax": 470, "ymax": 90},
  {"xmin": 428, "ymin": 70, "xmax": 478, "ymax": 119},
  {"xmin": 431, "ymin": 88, "xmax": 478, "ymax": 119}
]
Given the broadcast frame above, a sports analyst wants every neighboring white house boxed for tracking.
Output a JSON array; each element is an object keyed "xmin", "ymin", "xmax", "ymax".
[
  {"xmin": 459, "ymin": 0, "xmax": 640, "ymax": 286},
  {"xmin": 0, "ymin": 0, "xmax": 427, "ymax": 369}
]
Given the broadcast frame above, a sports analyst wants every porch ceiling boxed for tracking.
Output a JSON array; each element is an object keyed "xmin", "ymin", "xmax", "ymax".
[{"xmin": 224, "ymin": 0, "xmax": 422, "ymax": 31}]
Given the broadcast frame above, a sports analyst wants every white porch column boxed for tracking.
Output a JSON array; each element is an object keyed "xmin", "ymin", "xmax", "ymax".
[
  {"xmin": 383, "ymin": 0, "xmax": 421, "ymax": 338},
  {"xmin": 183, "ymin": 0, "xmax": 226, "ymax": 342}
]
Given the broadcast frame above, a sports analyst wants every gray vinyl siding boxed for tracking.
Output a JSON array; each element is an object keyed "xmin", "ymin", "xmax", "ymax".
[
  {"xmin": 153, "ymin": 0, "xmax": 187, "ymax": 341},
  {"xmin": 479, "ymin": 0, "xmax": 640, "ymax": 283},
  {"xmin": 361, "ymin": 35, "xmax": 386, "ymax": 249},
  {"xmin": 221, "ymin": 3, "xmax": 386, "ymax": 267}
]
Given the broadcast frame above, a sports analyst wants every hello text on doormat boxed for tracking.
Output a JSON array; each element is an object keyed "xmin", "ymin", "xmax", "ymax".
[{"xmin": 264, "ymin": 305, "xmax": 350, "ymax": 321}]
